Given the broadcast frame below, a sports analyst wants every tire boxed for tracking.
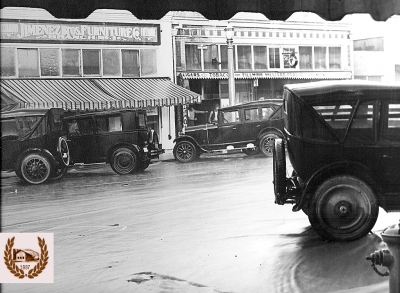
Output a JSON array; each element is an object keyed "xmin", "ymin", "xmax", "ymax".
[
  {"xmin": 308, "ymin": 175, "xmax": 379, "ymax": 242},
  {"xmin": 273, "ymin": 139, "xmax": 286, "ymax": 204},
  {"xmin": 20, "ymin": 153, "xmax": 52, "ymax": 184},
  {"xmin": 58, "ymin": 137, "xmax": 70, "ymax": 166},
  {"xmin": 243, "ymin": 147, "xmax": 260, "ymax": 156},
  {"xmin": 173, "ymin": 141, "xmax": 198, "ymax": 163},
  {"xmin": 110, "ymin": 147, "xmax": 138, "ymax": 175},
  {"xmin": 138, "ymin": 160, "xmax": 151, "ymax": 171},
  {"xmin": 260, "ymin": 132, "xmax": 281, "ymax": 156}
]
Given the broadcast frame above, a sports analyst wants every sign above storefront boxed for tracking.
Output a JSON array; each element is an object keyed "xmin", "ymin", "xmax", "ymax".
[
  {"xmin": 179, "ymin": 71, "xmax": 352, "ymax": 80},
  {"xmin": 1, "ymin": 19, "xmax": 160, "ymax": 45}
]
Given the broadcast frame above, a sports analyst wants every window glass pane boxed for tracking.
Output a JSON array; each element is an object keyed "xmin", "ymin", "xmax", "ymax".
[
  {"xmin": 122, "ymin": 50, "xmax": 140, "ymax": 77},
  {"xmin": 136, "ymin": 113, "xmax": 147, "ymax": 129},
  {"xmin": 1, "ymin": 119, "xmax": 19, "ymax": 138},
  {"xmin": 40, "ymin": 48, "xmax": 60, "ymax": 76},
  {"xmin": 220, "ymin": 45, "xmax": 235, "ymax": 70},
  {"xmin": 77, "ymin": 119, "xmax": 94, "ymax": 135},
  {"xmin": 68, "ymin": 120, "xmax": 80, "ymax": 135},
  {"xmin": 314, "ymin": 47, "xmax": 326, "ymax": 69},
  {"xmin": 354, "ymin": 37, "xmax": 384, "ymax": 51},
  {"xmin": 95, "ymin": 116, "xmax": 122, "ymax": 132},
  {"xmin": 329, "ymin": 47, "xmax": 341, "ymax": 69},
  {"xmin": 204, "ymin": 45, "xmax": 219, "ymax": 70},
  {"xmin": 18, "ymin": 49, "xmax": 39, "ymax": 77},
  {"xmin": 102, "ymin": 49, "xmax": 120, "ymax": 76},
  {"xmin": 262, "ymin": 107, "xmax": 274, "ymax": 120},
  {"xmin": 185, "ymin": 45, "xmax": 201, "ymax": 70},
  {"xmin": 62, "ymin": 49, "xmax": 81, "ymax": 76},
  {"xmin": 109, "ymin": 116, "xmax": 122, "ymax": 132},
  {"xmin": 254, "ymin": 46, "xmax": 267, "ymax": 69},
  {"xmin": 244, "ymin": 108, "xmax": 258, "ymax": 121},
  {"xmin": 15, "ymin": 116, "xmax": 43, "ymax": 139},
  {"xmin": 237, "ymin": 45, "xmax": 251, "ymax": 70},
  {"xmin": 82, "ymin": 49, "xmax": 100, "ymax": 75},
  {"xmin": 222, "ymin": 110, "xmax": 239, "ymax": 123},
  {"xmin": 269, "ymin": 48, "xmax": 280, "ymax": 69},
  {"xmin": 1, "ymin": 47, "xmax": 16, "ymax": 77},
  {"xmin": 385, "ymin": 103, "xmax": 400, "ymax": 141},
  {"xmin": 299, "ymin": 46, "xmax": 312, "ymax": 70},
  {"xmin": 140, "ymin": 49, "xmax": 157, "ymax": 76},
  {"xmin": 346, "ymin": 102, "xmax": 375, "ymax": 143}
]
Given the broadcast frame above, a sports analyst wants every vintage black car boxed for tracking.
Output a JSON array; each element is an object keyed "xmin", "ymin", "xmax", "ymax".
[
  {"xmin": 273, "ymin": 80, "xmax": 400, "ymax": 241},
  {"xmin": 1, "ymin": 108, "xmax": 70, "ymax": 184},
  {"xmin": 62, "ymin": 109, "xmax": 164, "ymax": 174},
  {"xmin": 173, "ymin": 99, "xmax": 284, "ymax": 162}
]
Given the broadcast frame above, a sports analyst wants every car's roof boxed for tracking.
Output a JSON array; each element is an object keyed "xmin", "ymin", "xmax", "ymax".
[
  {"xmin": 1, "ymin": 108, "xmax": 53, "ymax": 119},
  {"xmin": 284, "ymin": 80, "xmax": 400, "ymax": 98},
  {"xmin": 64, "ymin": 108, "xmax": 145, "ymax": 119},
  {"xmin": 221, "ymin": 99, "xmax": 283, "ymax": 111}
]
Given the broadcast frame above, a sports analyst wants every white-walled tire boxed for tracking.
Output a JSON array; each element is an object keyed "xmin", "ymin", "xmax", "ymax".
[{"xmin": 20, "ymin": 153, "xmax": 51, "ymax": 184}]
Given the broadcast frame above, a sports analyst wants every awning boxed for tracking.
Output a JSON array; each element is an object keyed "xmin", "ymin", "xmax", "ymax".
[{"xmin": 0, "ymin": 78, "xmax": 201, "ymax": 110}]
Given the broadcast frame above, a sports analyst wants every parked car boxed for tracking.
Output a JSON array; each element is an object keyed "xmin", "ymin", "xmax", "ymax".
[
  {"xmin": 1, "ymin": 108, "xmax": 70, "ymax": 184},
  {"xmin": 273, "ymin": 80, "xmax": 400, "ymax": 241},
  {"xmin": 62, "ymin": 109, "xmax": 164, "ymax": 174},
  {"xmin": 173, "ymin": 99, "xmax": 284, "ymax": 162}
]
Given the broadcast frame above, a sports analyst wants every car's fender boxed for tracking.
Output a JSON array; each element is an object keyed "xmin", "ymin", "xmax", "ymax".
[
  {"xmin": 106, "ymin": 143, "xmax": 141, "ymax": 163},
  {"xmin": 257, "ymin": 127, "xmax": 285, "ymax": 140},
  {"xmin": 15, "ymin": 148, "xmax": 58, "ymax": 171},
  {"xmin": 293, "ymin": 160, "xmax": 379, "ymax": 212},
  {"xmin": 174, "ymin": 135, "xmax": 207, "ymax": 152}
]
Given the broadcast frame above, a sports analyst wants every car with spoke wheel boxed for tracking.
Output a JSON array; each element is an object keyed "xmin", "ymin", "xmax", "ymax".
[
  {"xmin": 273, "ymin": 80, "xmax": 400, "ymax": 241},
  {"xmin": 173, "ymin": 99, "xmax": 284, "ymax": 163},
  {"xmin": 1, "ymin": 108, "xmax": 70, "ymax": 184},
  {"xmin": 62, "ymin": 109, "xmax": 164, "ymax": 175}
]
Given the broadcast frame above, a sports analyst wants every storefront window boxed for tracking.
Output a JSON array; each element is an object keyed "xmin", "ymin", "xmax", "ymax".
[
  {"xmin": 185, "ymin": 44, "xmax": 201, "ymax": 70},
  {"xmin": 62, "ymin": 49, "xmax": 81, "ymax": 76},
  {"xmin": 140, "ymin": 49, "xmax": 157, "ymax": 76},
  {"xmin": 1, "ymin": 47, "xmax": 16, "ymax": 77},
  {"xmin": 269, "ymin": 48, "xmax": 280, "ymax": 69},
  {"xmin": 237, "ymin": 45, "xmax": 252, "ymax": 70},
  {"xmin": 220, "ymin": 45, "xmax": 235, "ymax": 70},
  {"xmin": 329, "ymin": 47, "xmax": 341, "ymax": 69},
  {"xmin": 18, "ymin": 49, "xmax": 39, "ymax": 77},
  {"xmin": 204, "ymin": 45, "xmax": 219, "ymax": 70},
  {"xmin": 254, "ymin": 46, "xmax": 267, "ymax": 70},
  {"xmin": 122, "ymin": 49, "xmax": 140, "ymax": 77},
  {"xmin": 102, "ymin": 49, "xmax": 120, "ymax": 76},
  {"xmin": 82, "ymin": 49, "xmax": 100, "ymax": 76},
  {"xmin": 314, "ymin": 47, "xmax": 327, "ymax": 69},
  {"xmin": 40, "ymin": 48, "xmax": 60, "ymax": 76},
  {"xmin": 299, "ymin": 46, "xmax": 312, "ymax": 70}
]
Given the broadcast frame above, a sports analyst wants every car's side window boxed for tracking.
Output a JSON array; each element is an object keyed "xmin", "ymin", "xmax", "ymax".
[
  {"xmin": 346, "ymin": 101, "xmax": 375, "ymax": 143},
  {"xmin": 68, "ymin": 119, "xmax": 80, "ymax": 135},
  {"xmin": 383, "ymin": 102, "xmax": 400, "ymax": 142},
  {"xmin": 1, "ymin": 119, "xmax": 19, "ymax": 139},
  {"xmin": 244, "ymin": 108, "xmax": 258, "ymax": 121},
  {"xmin": 15, "ymin": 116, "xmax": 45, "ymax": 139},
  {"xmin": 95, "ymin": 116, "xmax": 122, "ymax": 133},
  {"xmin": 222, "ymin": 110, "xmax": 239, "ymax": 124},
  {"xmin": 77, "ymin": 118, "xmax": 94, "ymax": 135},
  {"xmin": 261, "ymin": 107, "xmax": 274, "ymax": 120}
]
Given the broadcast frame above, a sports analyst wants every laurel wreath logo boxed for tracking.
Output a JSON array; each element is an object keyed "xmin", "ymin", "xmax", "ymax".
[{"xmin": 3, "ymin": 236, "xmax": 49, "ymax": 279}]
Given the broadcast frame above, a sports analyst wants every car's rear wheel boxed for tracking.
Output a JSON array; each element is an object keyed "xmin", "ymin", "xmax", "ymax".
[
  {"xmin": 260, "ymin": 132, "xmax": 280, "ymax": 156},
  {"xmin": 173, "ymin": 141, "xmax": 197, "ymax": 163},
  {"xmin": 110, "ymin": 147, "xmax": 138, "ymax": 174},
  {"xmin": 308, "ymin": 175, "xmax": 379, "ymax": 242},
  {"xmin": 20, "ymin": 153, "xmax": 52, "ymax": 184},
  {"xmin": 273, "ymin": 139, "xmax": 286, "ymax": 204},
  {"xmin": 243, "ymin": 147, "xmax": 260, "ymax": 156}
]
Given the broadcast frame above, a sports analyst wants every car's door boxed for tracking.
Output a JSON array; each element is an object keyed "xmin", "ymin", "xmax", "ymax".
[
  {"xmin": 239, "ymin": 107, "xmax": 261, "ymax": 143},
  {"xmin": 67, "ymin": 117, "xmax": 96, "ymax": 164},
  {"xmin": 1, "ymin": 118, "xmax": 21, "ymax": 169},
  {"xmin": 208, "ymin": 109, "xmax": 240, "ymax": 146},
  {"xmin": 94, "ymin": 114, "xmax": 123, "ymax": 161}
]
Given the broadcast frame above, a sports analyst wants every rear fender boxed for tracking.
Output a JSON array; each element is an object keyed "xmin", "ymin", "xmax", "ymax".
[
  {"xmin": 174, "ymin": 135, "xmax": 206, "ymax": 152},
  {"xmin": 293, "ymin": 161, "xmax": 378, "ymax": 212},
  {"xmin": 107, "ymin": 143, "xmax": 141, "ymax": 163},
  {"xmin": 258, "ymin": 127, "xmax": 284, "ymax": 140}
]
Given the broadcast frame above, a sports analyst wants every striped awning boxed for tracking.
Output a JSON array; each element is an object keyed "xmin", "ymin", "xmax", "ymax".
[{"xmin": 0, "ymin": 78, "xmax": 201, "ymax": 110}]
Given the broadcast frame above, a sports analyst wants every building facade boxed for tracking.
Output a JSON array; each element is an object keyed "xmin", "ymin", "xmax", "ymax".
[
  {"xmin": 172, "ymin": 12, "xmax": 353, "ymax": 118},
  {"xmin": 0, "ymin": 8, "xmax": 200, "ymax": 150}
]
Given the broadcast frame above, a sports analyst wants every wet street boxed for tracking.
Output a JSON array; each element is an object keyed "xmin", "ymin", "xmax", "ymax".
[{"xmin": 1, "ymin": 152, "xmax": 399, "ymax": 293}]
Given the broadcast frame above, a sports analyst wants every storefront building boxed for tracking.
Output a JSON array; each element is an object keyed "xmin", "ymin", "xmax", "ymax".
[
  {"xmin": 172, "ymin": 12, "xmax": 353, "ymax": 117},
  {"xmin": 0, "ymin": 8, "xmax": 200, "ymax": 149}
]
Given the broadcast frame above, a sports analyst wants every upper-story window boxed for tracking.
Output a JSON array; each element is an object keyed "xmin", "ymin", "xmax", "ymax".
[
  {"xmin": 122, "ymin": 49, "xmax": 140, "ymax": 77},
  {"xmin": 254, "ymin": 46, "xmax": 268, "ymax": 69},
  {"xmin": 237, "ymin": 45, "xmax": 252, "ymax": 70},
  {"xmin": 62, "ymin": 49, "xmax": 81, "ymax": 76},
  {"xmin": 18, "ymin": 49, "xmax": 39, "ymax": 77},
  {"xmin": 269, "ymin": 47, "xmax": 280, "ymax": 69},
  {"xmin": 82, "ymin": 49, "xmax": 101, "ymax": 76},
  {"xmin": 354, "ymin": 37, "xmax": 384, "ymax": 51},
  {"xmin": 185, "ymin": 44, "xmax": 201, "ymax": 70}
]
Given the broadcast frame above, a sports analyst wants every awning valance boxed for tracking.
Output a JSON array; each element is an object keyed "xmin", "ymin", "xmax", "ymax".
[
  {"xmin": 0, "ymin": 78, "xmax": 201, "ymax": 110},
  {"xmin": 179, "ymin": 71, "xmax": 352, "ymax": 80}
]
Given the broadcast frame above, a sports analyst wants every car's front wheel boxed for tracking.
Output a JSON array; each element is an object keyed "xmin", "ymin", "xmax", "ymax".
[
  {"xmin": 173, "ymin": 141, "xmax": 198, "ymax": 163},
  {"xmin": 259, "ymin": 132, "xmax": 280, "ymax": 156},
  {"xmin": 308, "ymin": 175, "xmax": 379, "ymax": 242},
  {"xmin": 20, "ymin": 153, "xmax": 52, "ymax": 184},
  {"xmin": 110, "ymin": 147, "xmax": 138, "ymax": 174}
]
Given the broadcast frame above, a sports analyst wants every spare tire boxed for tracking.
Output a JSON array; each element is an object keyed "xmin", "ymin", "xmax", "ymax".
[{"xmin": 273, "ymin": 138, "xmax": 286, "ymax": 204}]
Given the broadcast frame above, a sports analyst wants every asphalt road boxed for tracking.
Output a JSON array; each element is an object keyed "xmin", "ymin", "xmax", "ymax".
[{"xmin": 1, "ymin": 152, "xmax": 398, "ymax": 293}]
